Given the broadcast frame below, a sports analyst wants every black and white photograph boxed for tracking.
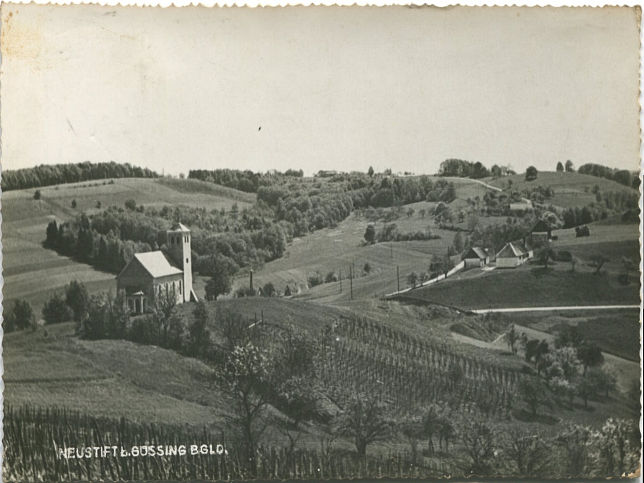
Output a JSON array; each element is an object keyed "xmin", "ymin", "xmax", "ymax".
[{"xmin": 0, "ymin": 4, "xmax": 642, "ymax": 481}]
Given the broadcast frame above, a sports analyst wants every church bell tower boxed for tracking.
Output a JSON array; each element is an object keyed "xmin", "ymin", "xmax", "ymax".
[{"xmin": 167, "ymin": 223, "xmax": 193, "ymax": 302}]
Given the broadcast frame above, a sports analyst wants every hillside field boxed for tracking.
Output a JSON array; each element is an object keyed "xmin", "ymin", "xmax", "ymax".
[
  {"xmin": 2, "ymin": 177, "xmax": 254, "ymax": 315},
  {"xmin": 2, "ymin": 322, "xmax": 227, "ymax": 426},
  {"xmin": 234, "ymin": 177, "xmax": 498, "ymax": 301},
  {"xmin": 3, "ymin": 296, "xmax": 639, "ymax": 449},
  {"xmin": 398, "ymin": 263, "xmax": 639, "ymax": 310},
  {"xmin": 485, "ymin": 171, "xmax": 638, "ymax": 209}
]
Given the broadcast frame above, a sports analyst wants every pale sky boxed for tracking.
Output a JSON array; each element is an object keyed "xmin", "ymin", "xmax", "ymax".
[{"xmin": 1, "ymin": 5, "xmax": 641, "ymax": 176}]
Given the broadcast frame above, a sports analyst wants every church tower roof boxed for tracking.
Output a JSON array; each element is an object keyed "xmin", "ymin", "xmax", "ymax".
[{"xmin": 169, "ymin": 222, "xmax": 190, "ymax": 232}]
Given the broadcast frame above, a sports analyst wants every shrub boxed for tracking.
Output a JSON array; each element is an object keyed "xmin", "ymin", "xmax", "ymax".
[
  {"xmin": 65, "ymin": 281, "xmax": 89, "ymax": 322},
  {"xmin": 308, "ymin": 272, "xmax": 323, "ymax": 287},
  {"xmin": 3, "ymin": 299, "xmax": 36, "ymax": 332},
  {"xmin": 555, "ymin": 250, "xmax": 572, "ymax": 262},
  {"xmin": 124, "ymin": 199, "xmax": 137, "ymax": 211},
  {"xmin": 325, "ymin": 271, "xmax": 338, "ymax": 283},
  {"xmin": 262, "ymin": 282, "xmax": 276, "ymax": 297},
  {"xmin": 42, "ymin": 293, "xmax": 73, "ymax": 325}
]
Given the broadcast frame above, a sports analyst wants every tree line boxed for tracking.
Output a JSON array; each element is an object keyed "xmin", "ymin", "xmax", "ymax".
[
  {"xmin": 438, "ymin": 159, "xmax": 516, "ymax": 179},
  {"xmin": 1, "ymin": 161, "xmax": 157, "ymax": 191},
  {"xmin": 578, "ymin": 163, "xmax": 640, "ymax": 189},
  {"xmin": 188, "ymin": 169, "xmax": 303, "ymax": 193}
]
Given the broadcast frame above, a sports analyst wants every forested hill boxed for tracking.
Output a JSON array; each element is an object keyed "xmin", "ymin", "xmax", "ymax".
[
  {"xmin": 44, "ymin": 172, "xmax": 458, "ymax": 280},
  {"xmin": 1, "ymin": 162, "xmax": 158, "ymax": 191}
]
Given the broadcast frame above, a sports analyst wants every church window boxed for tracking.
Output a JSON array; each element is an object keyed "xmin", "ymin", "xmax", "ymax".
[
  {"xmin": 179, "ymin": 280, "xmax": 182, "ymax": 294},
  {"xmin": 186, "ymin": 258, "xmax": 189, "ymax": 264}
]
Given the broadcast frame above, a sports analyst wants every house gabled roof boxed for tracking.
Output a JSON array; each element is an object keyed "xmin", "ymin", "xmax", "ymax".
[
  {"xmin": 496, "ymin": 242, "xmax": 524, "ymax": 258},
  {"xmin": 132, "ymin": 251, "xmax": 183, "ymax": 278},
  {"xmin": 464, "ymin": 247, "xmax": 488, "ymax": 259},
  {"xmin": 531, "ymin": 219, "xmax": 551, "ymax": 233},
  {"xmin": 169, "ymin": 223, "xmax": 191, "ymax": 233}
]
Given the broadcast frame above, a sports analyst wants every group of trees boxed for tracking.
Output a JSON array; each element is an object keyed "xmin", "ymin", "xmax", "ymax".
[
  {"xmin": 45, "ymin": 203, "xmax": 290, "ymax": 280},
  {"xmin": 1, "ymin": 161, "xmax": 157, "ymax": 191},
  {"xmin": 469, "ymin": 217, "xmax": 534, "ymax": 254},
  {"xmin": 188, "ymin": 169, "xmax": 304, "ymax": 193},
  {"xmin": 508, "ymin": 325, "xmax": 617, "ymax": 416},
  {"xmin": 4, "ymin": 281, "xmax": 90, "ymax": 332},
  {"xmin": 3, "ymin": 299, "xmax": 36, "ymax": 332},
  {"xmin": 578, "ymin": 163, "xmax": 640, "ymax": 189},
  {"xmin": 365, "ymin": 223, "xmax": 440, "ymax": 244},
  {"xmin": 438, "ymin": 159, "xmax": 491, "ymax": 179},
  {"xmin": 80, "ymin": 291, "xmax": 212, "ymax": 360},
  {"xmin": 561, "ymin": 189, "xmax": 639, "ymax": 228},
  {"xmin": 556, "ymin": 160, "xmax": 575, "ymax": 172},
  {"xmin": 406, "ymin": 252, "xmax": 455, "ymax": 287}
]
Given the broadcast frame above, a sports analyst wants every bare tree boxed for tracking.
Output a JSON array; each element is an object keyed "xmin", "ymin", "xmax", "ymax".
[
  {"xmin": 506, "ymin": 324, "xmax": 519, "ymax": 354},
  {"xmin": 339, "ymin": 392, "xmax": 391, "ymax": 459},
  {"xmin": 518, "ymin": 377, "xmax": 551, "ymax": 417},
  {"xmin": 216, "ymin": 342, "xmax": 272, "ymax": 471},
  {"xmin": 461, "ymin": 419, "xmax": 496, "ymax": 475},
  {"xmin": 400, "ymin": 414, "xmax": 424, "ymax": 464},
  {"xmin": 422, "ymin": 404, "xmax": 442, "ymax": 455},
  {"xmin": 503, "ymin": 428, "xmax": 549, "ymax": 476}
]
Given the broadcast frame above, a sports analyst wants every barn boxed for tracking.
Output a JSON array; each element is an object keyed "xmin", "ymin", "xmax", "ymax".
[
  {"xmin": 530, "ymin": 219, "xmax": 552, "ymax": 245},
  {"xmin": 462, "ymin": 247, "xmax": 489, "ymax": 268},
  {"xmin": 495, "ymin": 242, "xmax": 530, "ymax": 268},
  {"xmin": 116, "ymin": 223, "xmax": 197, "ymax": 314},
  {"xmin": 509, "ymin": 201, "xmax": 533, "ymax": 214}
]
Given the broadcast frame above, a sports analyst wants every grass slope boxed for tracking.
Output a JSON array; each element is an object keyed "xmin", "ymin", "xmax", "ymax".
[
  {"xmin": 2, "ymin": 322, "xmax": 227, "ymax": 425},
  {"xmin": 400, "ymin": 265, "xmax": 640, "ymax": 310},
  {"xmin": 485, "ymin": 171, "xmax": 637, "ymax": 209}
]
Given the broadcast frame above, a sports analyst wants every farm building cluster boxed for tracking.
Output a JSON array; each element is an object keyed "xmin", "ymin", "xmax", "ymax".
[{"xmin": 463, "ymin": 220, "xmax": 555, "ymax": 270}]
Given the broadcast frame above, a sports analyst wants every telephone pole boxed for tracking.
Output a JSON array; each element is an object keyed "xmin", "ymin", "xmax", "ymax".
[
  {"xmin": 339, "ymin": 268, "xmax": 343, "ymax": 293},
  {"xmin": 349, "ymin": 265, "xmax": 353, "ymax": 300},
  {"xmin": 396, "ymin": 265, "xmax": 400, "ymax": 292}
]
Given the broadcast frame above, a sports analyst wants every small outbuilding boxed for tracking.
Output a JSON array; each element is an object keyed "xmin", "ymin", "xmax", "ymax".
[
  {"xmin": 530, "ymin": 219, "xmax": 552, "ymax": 245},
  {"xmin": 463, "ymin": 247, "xmax": 490, "ymax": 268},
  {"xmin": 509, "ymin": 201, "xmax": 533, "ymax": 213},
  {"xmin": 495, "ymin": 242, "xmax": 530, "ymax": 268}
]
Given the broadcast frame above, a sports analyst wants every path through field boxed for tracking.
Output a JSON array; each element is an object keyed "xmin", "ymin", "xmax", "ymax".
[{"xmin": 471, "ymin": 304, "xmax": 641, "ymax": 314}]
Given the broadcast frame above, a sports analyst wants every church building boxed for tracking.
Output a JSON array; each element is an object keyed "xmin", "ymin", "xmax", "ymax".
[{"xmin": 116, "ymin": 223, "xmax": 197, "ymax": 314}]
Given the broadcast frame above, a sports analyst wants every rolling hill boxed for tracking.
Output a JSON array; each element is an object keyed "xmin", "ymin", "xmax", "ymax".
[
  {"xmin": 233, "ymin": 177, "xmax": 496, "ymax": 301},
  {"xmin": 2, "ymin": 170, "xmax": 641, "ymax": 481},
  {"xmin": 2, "ymin": 322, "xmax": 227, "ymax": 426},
  {"xmin": 485, "ymin": 171, "xmax": 638, "ymax": 209},
  {"xmin": 1, "ymin": 177, "xmax": 255, "ymax": 315}
]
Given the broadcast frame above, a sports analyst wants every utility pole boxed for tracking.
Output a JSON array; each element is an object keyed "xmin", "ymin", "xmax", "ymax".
[
  {"xmin": 339, "ymin": 268, "xmax": 343, "ymax": 293},
  {"xmin": 396, "ymin": 265, "xmax": 400, "ymax": 292},
  {"xmin": 349, "ymin": 265, "xmax": 353, "ymax": 300}
]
